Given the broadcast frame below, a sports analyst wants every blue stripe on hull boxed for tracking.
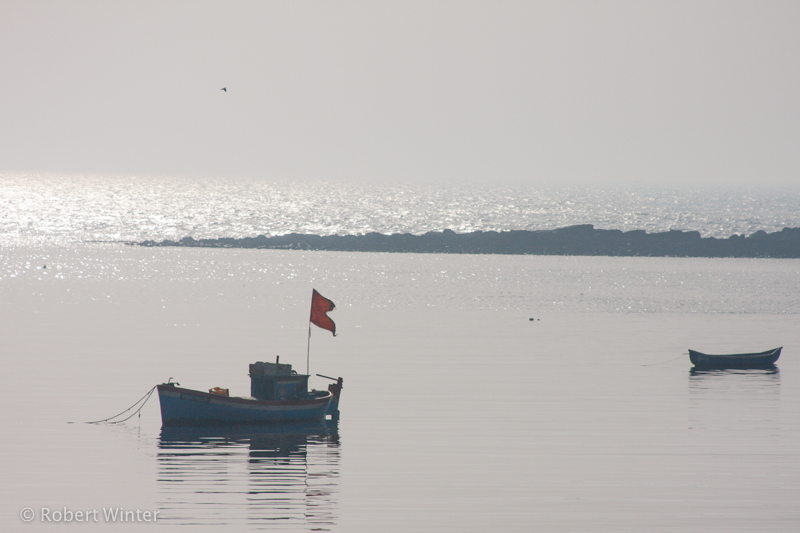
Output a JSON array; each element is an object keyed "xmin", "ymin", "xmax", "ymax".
[{"xmin": 158, "ymin": 387, "xmax": 332, "ymax": 426}]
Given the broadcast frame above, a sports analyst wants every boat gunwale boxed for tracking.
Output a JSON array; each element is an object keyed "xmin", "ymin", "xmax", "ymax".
[{"xmin": 688, "ymin": 347, "xmax": 782, "ymax": 359}]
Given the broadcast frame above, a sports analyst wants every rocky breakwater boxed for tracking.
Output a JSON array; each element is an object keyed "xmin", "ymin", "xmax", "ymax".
[{"xmin": 138, "ymin": 225, "xmax": 800, "ymax": 258}]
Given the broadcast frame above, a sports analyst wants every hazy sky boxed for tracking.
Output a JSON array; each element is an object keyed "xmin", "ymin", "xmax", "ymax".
[{"xmin": 2, "ymin": 1, "xmax": 799, "ymax": 186}]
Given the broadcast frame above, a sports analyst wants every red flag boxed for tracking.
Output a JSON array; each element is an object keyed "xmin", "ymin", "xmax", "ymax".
[{"xmin": 310, "ymin": 289, "xmax": 336, "ymax": 336}]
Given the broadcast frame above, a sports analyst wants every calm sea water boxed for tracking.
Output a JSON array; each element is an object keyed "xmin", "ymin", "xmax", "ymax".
[{"xmin": 2, "ymin": 177, "xmax": 800, "ymax": 531}]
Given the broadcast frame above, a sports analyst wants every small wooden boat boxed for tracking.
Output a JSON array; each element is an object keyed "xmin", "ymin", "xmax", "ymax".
[
  {"xmin": 157, "ymin": 359, "xmax": 343, "ymax": 426},
  {"xmin": 688, "ymin": 347, "xmax": 782, "ymax": 369}
]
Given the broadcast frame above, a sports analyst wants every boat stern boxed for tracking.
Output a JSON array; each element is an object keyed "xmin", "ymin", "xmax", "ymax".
[{"xmin": 326, "ymin": 377, "xmax": 343, "ymax": 421}]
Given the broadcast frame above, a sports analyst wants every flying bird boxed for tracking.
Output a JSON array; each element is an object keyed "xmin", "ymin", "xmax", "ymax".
[{"xmin": 221, "ymin": 87, "xmax": 227, "ymax": 92}]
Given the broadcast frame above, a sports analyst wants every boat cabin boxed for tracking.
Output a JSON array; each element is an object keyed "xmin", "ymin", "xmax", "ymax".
[{"xmin": 249, "ymin": 358, "xmax": 309, "ymax": 400}]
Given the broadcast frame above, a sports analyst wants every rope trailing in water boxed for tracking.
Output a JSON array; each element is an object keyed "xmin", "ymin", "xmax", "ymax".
[
  {"xmin": 641, "ymin": 353, "xmax": 688, "ymax": 367},
  {"xmin": 86, "ymin": 385, "xmax": 157, "ymax": 424}
]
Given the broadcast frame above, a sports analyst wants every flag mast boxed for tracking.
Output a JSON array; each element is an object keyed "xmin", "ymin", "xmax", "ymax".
[
  {"xmin": 308, "ymin": 289, "xmax": 336, "ymax": 377},
  {"xmin": 306, "ymin": 320, "xmax": 312, "ymax": 375}
]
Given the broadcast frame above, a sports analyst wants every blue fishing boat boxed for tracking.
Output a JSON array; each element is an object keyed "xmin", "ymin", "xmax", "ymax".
[
  {"xmin": 688, "ymin": 347, "xmax": 782, "ymax": 369},
  {"xmin": 157, "ymin": 360, "xmax": 343, "ymax": 426},
  {"xmin": 157, "ymin": 289, "xmax": 342, "ymax": 426}
]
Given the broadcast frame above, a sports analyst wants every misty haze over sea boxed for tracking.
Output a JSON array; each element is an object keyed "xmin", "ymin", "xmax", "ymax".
[
  {"xmin": 2, "ymin": 173, "xmax": 799, "ymax": 248},
  {"xmin": 4, "ymin": 2, "xmax": 800, "ymax": 530}
]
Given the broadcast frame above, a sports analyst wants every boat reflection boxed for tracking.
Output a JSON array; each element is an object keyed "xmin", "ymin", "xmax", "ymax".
[
  {"xmin": 689, "ymin": 365, "xmax": 780, "ymax": 394},
  {"xmin": 688, "ymin": 366, "xmax": 781, "ymax": 436},
  {"xmin": 157, "ymin": 420, "xmax": 340, "ymax": 530},
  {"xmin": 689, "ymin": 365, "xmax": 780, "ymax": 378}
]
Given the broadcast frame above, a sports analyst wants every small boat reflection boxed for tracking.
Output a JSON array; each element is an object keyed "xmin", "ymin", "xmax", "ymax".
[
  {"xmin": 689, "ymin": 365, "xmax": 780, "ymax": 378},
  {"xmin": 157, "ymin": 420, "xmax": 340, "ymax": 530},
  {"xmin": 689, "ymin": 365, "xmax": 781, "ymax": 392},
  {"xmin": 688, "ymin": 366, "xmax": 781, "ymax": 435}
]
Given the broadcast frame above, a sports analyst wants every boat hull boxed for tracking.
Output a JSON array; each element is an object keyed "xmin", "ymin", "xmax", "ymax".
[
  {"xmin": 157, "ymin": 384, "xmax": 333, "ymax": 426},
  {"xmin": 689, "ymin": 347, "xmax": 782, "ymax": 370},
  {"xmin": 159, "ymin": 418, "xmax": 338, "ymax": 443}
]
